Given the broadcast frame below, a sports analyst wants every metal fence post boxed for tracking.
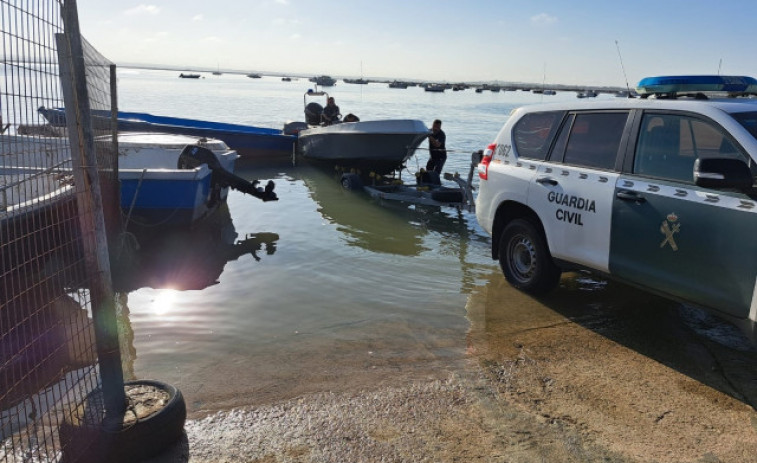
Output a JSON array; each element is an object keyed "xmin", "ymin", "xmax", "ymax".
[{"xmin": 57, "ymin": 0, "xmax": 126, "ymax": 421}]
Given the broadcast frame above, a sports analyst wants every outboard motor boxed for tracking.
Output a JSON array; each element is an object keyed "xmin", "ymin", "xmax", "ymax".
[
  {"xmin": 177, "ymin": 145, "xmax": 277, "ymax": 202},
  {"xmin": 305, "ymin": 102, "xmax": 323, "ymax": 125}
]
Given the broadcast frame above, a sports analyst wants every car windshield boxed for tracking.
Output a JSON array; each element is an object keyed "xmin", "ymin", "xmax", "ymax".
[{"xmin": 731, "ymin": 111, "xmax": 757, "ymax": 140}]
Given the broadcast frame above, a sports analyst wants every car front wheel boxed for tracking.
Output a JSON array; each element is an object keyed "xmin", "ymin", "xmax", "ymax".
[{"xmin": 498, "ymin": 218, "xmax": 560, "ymax": 294}]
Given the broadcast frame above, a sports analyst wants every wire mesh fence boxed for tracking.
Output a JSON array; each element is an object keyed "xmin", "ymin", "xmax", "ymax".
[{"xmin": 1, "ymin": 1, "xmax": 122, "ymax": 461}]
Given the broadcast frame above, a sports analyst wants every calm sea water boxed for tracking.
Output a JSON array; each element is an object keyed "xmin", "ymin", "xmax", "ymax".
[{"xmin": 113, "ymin": 69, "xmax": 600, "ymax": 413}]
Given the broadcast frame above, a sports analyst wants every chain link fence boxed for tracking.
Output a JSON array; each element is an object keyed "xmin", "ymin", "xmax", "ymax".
[{"xmin": 1, "ymin": 1, "xmax": 123, "ymax": 461}]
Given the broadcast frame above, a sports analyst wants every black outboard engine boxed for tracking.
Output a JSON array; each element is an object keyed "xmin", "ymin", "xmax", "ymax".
[
  {"xmin": 177, "ymin": 145, "xmax": 278, "ymax": 202},
  {"xmin": 305, "ymin": 102, "xmax": 323, "ymax": 125}
]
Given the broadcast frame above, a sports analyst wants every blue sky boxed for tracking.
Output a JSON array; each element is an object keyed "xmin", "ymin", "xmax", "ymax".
[{"xmin": 76, "ymin": 0, "xmax": 757, "ymax": 87}]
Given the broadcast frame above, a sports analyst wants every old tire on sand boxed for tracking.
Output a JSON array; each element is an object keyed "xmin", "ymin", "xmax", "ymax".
[{"xmin": 60, "ymin": 379, "xmax": 186, "ymax": 463}]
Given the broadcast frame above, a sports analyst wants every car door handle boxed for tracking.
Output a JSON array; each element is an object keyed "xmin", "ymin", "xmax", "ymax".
[
  {"xmin": 616, "ymin": 190, "xmax": 646, "ymax": 203},
  {"xmin": 536, "ymin": 176, "xmax": 558, "ymax": 186}
]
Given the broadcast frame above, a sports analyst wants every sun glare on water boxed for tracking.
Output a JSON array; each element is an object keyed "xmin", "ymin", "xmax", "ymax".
[{"xmin": 151, "ymin": 289, "xmax": 179, "ymax": 316}]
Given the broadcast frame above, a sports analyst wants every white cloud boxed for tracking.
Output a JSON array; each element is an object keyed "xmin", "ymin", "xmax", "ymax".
[
  {"xmin": 124, "ymin": 4, "xmax": 160, "ymax": 16},
  {"xmin": 192, "ymin": 14, "xmax": 204, "ymax": 22},
  {"xmin": 290, "ymin": 33, "xmax": 301, "ymax": 40},
  {"xmin": 203, "ymin": 36, "xmax": 224, "ymax": 43},
  {"xmin": 531, "ymin": 13, "xmax": 557, "ymax": 26},
  {"xmin": 275, "ymin": 0, "xmax": 290, "ymax": 4}
]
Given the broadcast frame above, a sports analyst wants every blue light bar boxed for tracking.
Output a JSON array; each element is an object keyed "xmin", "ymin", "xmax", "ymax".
[{"xmin": 636, "ymin": 75, "xmax": 757, "ymax": 95}]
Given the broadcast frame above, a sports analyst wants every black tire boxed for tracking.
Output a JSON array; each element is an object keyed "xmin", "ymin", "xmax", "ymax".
[
  {"xmin": 430, "ymin": 187, "xmax": 463, "ymax": 203},
  {"xmin": 341, "ymin": 173, "xmax": 363, "ymax": 190},
  {"xmin": 60, "ymin": 379, "xmax": 186, "ymax": 463},
  {"xmin": 498, "ymin": 218, "xmax": 560, "ymax": 294}
]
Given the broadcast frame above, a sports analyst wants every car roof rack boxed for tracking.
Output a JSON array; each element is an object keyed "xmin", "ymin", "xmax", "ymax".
[{"xmin": 636, "ymin": 75, "xmax": 757, "ymax": 99}]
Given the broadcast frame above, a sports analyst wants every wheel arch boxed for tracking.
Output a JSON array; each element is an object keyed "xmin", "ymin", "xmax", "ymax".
[{"xmin": 491, "ymin": 201, "xmax": 545, "ymax": 260}]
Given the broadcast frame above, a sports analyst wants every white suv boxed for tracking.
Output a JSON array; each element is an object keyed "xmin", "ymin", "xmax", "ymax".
[{"xmin": 475, "ymin": 76, "xmax": 757, "ymax": 334}]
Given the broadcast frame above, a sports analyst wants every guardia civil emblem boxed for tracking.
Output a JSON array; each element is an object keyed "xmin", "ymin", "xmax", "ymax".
[{"xmin": 660, "ymin": 213, "xmax": 680, "ymax": 251}]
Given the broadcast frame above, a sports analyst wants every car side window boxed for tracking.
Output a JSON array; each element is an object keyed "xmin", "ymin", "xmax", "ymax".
[
  {"xmin": 512, "ymin": 111, "xmax": 563, "ymax": 160},
  {"xmin": 634, "ymin": 113, "xmax": 748, "ymax": 183},
  {"xmin": 562, "ymin": 112, "xmax": 628, "ymax": 170}
]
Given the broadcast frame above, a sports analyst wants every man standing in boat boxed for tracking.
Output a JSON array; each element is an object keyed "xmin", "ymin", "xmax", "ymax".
[
  {"xmin": 426, "ymin": 119, "xmax": 447, "ymax": 173},
  {"xmin": 322, "ymin": 97, "xmax": 341, "ymax": 125}
]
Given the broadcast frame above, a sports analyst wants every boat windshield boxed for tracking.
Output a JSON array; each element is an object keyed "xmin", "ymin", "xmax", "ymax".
[{"xmin": 731, "ymin": 111, "xmax": 757, "ymax": 141}]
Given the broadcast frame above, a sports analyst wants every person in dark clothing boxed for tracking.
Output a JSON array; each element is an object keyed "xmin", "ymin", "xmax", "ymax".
[
  {"xmin": 322, "ymin": 97, "xmax": 341, "ymax": 125},
  {"xmin": 426, "ymin": 119, "xmax": 447, "ymax": 173}
]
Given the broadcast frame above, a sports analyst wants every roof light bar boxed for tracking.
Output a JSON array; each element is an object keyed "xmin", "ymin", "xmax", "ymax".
[{"xmin": 636, "ymin": 75, "xmax": 757, "ymax": 96}]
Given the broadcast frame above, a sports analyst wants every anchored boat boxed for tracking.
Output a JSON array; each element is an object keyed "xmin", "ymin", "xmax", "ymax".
[
  {"xmin": 1, "ymin": 132, "xmax": 277, "ymax": 230},
  {"xmin": 38, "ymin": 107, "xmax": 296, "ymax": 160}
]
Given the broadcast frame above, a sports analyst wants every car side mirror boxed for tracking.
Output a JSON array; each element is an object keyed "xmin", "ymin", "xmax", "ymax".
[{"xmin": 694, "ymin": 157, "xmax": 754, "ymax": 190}]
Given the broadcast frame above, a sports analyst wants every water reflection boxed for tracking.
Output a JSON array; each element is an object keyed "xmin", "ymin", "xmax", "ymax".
[
  {"xmin": 113, "ymin": 203, "xmax": 278, "ymax": 292},
  {"xmin": 112, "ymin": 203, "xmax": 278, "ymax": 380},
  {"xmin": 294, "ymin": 165, "xmax": 475, "ymax": 257}
]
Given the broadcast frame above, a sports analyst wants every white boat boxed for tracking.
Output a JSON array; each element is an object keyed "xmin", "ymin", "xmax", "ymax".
[{"xmin": 293, "ymin": 91, "xmax": 429, "ymax": 175}]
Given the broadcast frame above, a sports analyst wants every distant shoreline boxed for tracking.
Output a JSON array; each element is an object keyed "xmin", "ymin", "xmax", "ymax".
[{"xmin": 119, "ymin": 63, "xmax": 627, "ymax": 95}]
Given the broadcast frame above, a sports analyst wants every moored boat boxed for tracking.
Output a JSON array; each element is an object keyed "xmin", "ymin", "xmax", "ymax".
[
  {"xmin": 309, "ymin": 75, "xmax": 336, "ymax": 86},
  {"xmin": 179, "ymin": 73, "xmax": 200, "ymax": 79},
  {"xmin": 38, "ymin": 107, "xmax": 296, "ymax": 161},
  {"xmin": 424, "ymin": 84, "xmax": 445, "ymax": 92},
  {"xmin": 2, "ymin": 132, "xmax": 277, "ymax": 230}
]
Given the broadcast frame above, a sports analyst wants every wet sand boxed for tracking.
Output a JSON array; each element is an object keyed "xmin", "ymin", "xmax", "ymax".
[{"xmin": 149, "ymin": 272, "xmax": 757, "ymax": 462}]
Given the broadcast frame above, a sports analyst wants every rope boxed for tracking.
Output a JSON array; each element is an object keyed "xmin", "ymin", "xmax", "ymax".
[{"xmin": 414, "ymin": 146, "xmax": 473, "ymax": 154}]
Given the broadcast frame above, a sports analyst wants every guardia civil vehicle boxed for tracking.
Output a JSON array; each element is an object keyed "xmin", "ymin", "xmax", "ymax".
[{"xmin": 475, "ymin": 75, "xmax": 757, "ymax": 336}]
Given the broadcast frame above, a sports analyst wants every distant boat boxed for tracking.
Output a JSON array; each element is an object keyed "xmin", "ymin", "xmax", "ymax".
[
  {"xmin": 344, "ymin": 78, "xmax": 368, "ymax": 84},
  {"xmin": 309, "ymin": 75, "xmax": 336, "ymax": 86},
  {"xmin": 475, "ymin": 88, "xmax": 483, "ymax": 93},
  {"xmin": 424, "ymin": 84, "xmax": 445, "ymax": 93},
  {"xmin": 542, "ymin": 89, "xmax": 557, "ymax": 95},
  {"xmin": 212, "ymin": 71, "xmax": 222, "ymax": 76},
  {"xmin": 179, "ymin": 73, "xmax": 200, "ymax": 79},
  {"xmin": 282, "ymin": 77, "xmax": 292, "ymax": 82},
  {"xmin": 388, "ymin": 81, "xmax": 408, "ymax": 89},
  {"xmin": 247, "ymin": 73, "xmax": 261, "ymax": 78},
  {"xmin": 576, "ymin": 90, "xmax": 598, "ymax": 98}
]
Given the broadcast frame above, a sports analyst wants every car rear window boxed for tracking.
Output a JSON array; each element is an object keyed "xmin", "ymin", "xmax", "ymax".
[
  {"xmin": 512, "ymin": 111, "xmax": 563, "ymax": 160},
  {"xmin": 562, "ymin": 112, "xmax": 629, "ymax": 170}
]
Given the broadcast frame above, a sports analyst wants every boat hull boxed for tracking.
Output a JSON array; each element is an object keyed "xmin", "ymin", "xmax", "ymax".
[
  {"xmin": 38, "ymin": 107, "xmax": 296, "ymax": 161},
  {"xmin": 2, "ymin": 133, "xmax": 239, "ymax": 230},
  {"xmin": 297, "ymin": 120, "xmax": 428, "ymax": 175},
  {"xmin": 117, "ymin": 133, "xmax": 239, "ymax": 228}
]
